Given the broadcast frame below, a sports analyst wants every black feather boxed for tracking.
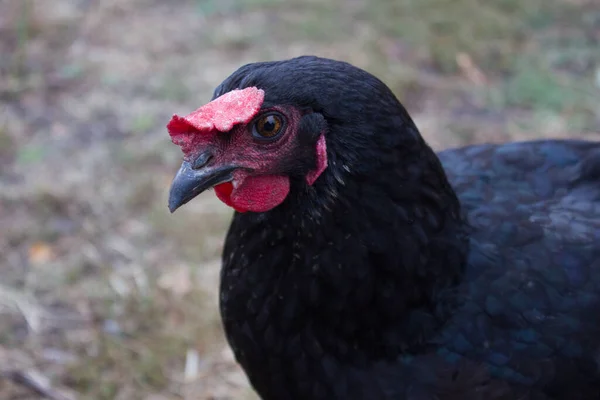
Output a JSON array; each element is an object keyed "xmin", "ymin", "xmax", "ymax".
[{"xmin": 209, "ymin": 56, "xmax": 600, "ymax": 399}]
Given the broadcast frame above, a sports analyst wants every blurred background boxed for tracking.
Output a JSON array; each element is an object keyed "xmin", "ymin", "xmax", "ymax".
[{"xmin": 0, "ymin": 0, "xmax": 599, "ymax": 398}]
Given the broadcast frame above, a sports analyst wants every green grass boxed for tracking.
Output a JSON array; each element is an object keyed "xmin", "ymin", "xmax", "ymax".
[
  {"xmin": 64, "ymin": 288, "xmax": 220, "ymax": 399},
  {"xmin": 0, "ymin": 126, "xmax": 14, "ymax": 159},
  {"xmin": 13, "ymin": 0, "xmax": 33, "ymax": 79},
  {"xmin": 362, "ymin": 0, "xmax": 599, "ymax": 129},
  {"xmin": 367, "ymin": 0, "xmax": 552, "ymax": 73}
]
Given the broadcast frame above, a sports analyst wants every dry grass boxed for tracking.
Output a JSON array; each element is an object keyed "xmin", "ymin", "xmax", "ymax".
[{"xmin": 0, "ymin": 0, "xmax": 598, "ymax": 398}]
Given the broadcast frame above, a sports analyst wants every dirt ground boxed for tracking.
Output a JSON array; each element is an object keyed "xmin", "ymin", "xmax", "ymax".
[{"xmin": 0, "ymin": 0, "xmax": 598, "ymax": 399}]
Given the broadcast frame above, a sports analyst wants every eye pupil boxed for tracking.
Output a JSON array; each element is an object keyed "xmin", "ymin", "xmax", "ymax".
[{"xmin": 263, "ymin": 117, "xmax": 276, "ymax": 131}]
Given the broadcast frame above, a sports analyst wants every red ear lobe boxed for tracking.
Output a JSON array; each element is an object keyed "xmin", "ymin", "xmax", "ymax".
[{"xmin": 306, "ymin": 134, "xmax": 328, "ymax": 185}]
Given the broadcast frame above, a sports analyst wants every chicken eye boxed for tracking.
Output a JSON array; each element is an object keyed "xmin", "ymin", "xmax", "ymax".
[{"xmin": 253, "ymin": 113, "xmax": 284, "ymax": 139}]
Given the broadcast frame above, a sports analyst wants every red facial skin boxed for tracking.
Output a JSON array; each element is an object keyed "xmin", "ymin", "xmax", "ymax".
[{"xmin": 168, "ymin": 87, "xmax": 327, "ymax": 213}]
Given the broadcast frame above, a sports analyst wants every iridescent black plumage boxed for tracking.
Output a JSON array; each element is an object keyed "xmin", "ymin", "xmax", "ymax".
[{"xmin": 211, "ymin": 56, "xmax": 600, "ymax": 399}]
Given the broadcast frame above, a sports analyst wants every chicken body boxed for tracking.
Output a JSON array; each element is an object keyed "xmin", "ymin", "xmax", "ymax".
[{"xmin": 168, "ymin": 56, "xmax": 600, "ymax": 399}]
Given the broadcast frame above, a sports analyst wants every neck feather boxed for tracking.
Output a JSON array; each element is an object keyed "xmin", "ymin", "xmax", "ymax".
[{"xmin": 220, "ymin": 130, "xmax": 469, "ymax": 364}]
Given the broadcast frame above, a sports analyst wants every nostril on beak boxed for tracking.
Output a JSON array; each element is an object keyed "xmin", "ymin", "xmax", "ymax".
[{"xmin": 191, "ymin": 152, "xmax": 213, "ymax": 170}]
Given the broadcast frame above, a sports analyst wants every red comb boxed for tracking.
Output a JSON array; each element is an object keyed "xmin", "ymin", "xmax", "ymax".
[{"xmin": 167, "ymin": 87, "xmax": 265, "ymax": 156}]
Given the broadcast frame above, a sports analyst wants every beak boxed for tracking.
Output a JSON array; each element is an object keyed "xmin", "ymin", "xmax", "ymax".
[{"xmin": 168, "ymin": 160, "xmax": 236, "ymax": 213}]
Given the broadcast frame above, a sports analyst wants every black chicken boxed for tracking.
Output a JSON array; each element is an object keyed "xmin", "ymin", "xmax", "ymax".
[{"xmin": 167, "ymin": 56, "xmax": 600, "ymax": 399}]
